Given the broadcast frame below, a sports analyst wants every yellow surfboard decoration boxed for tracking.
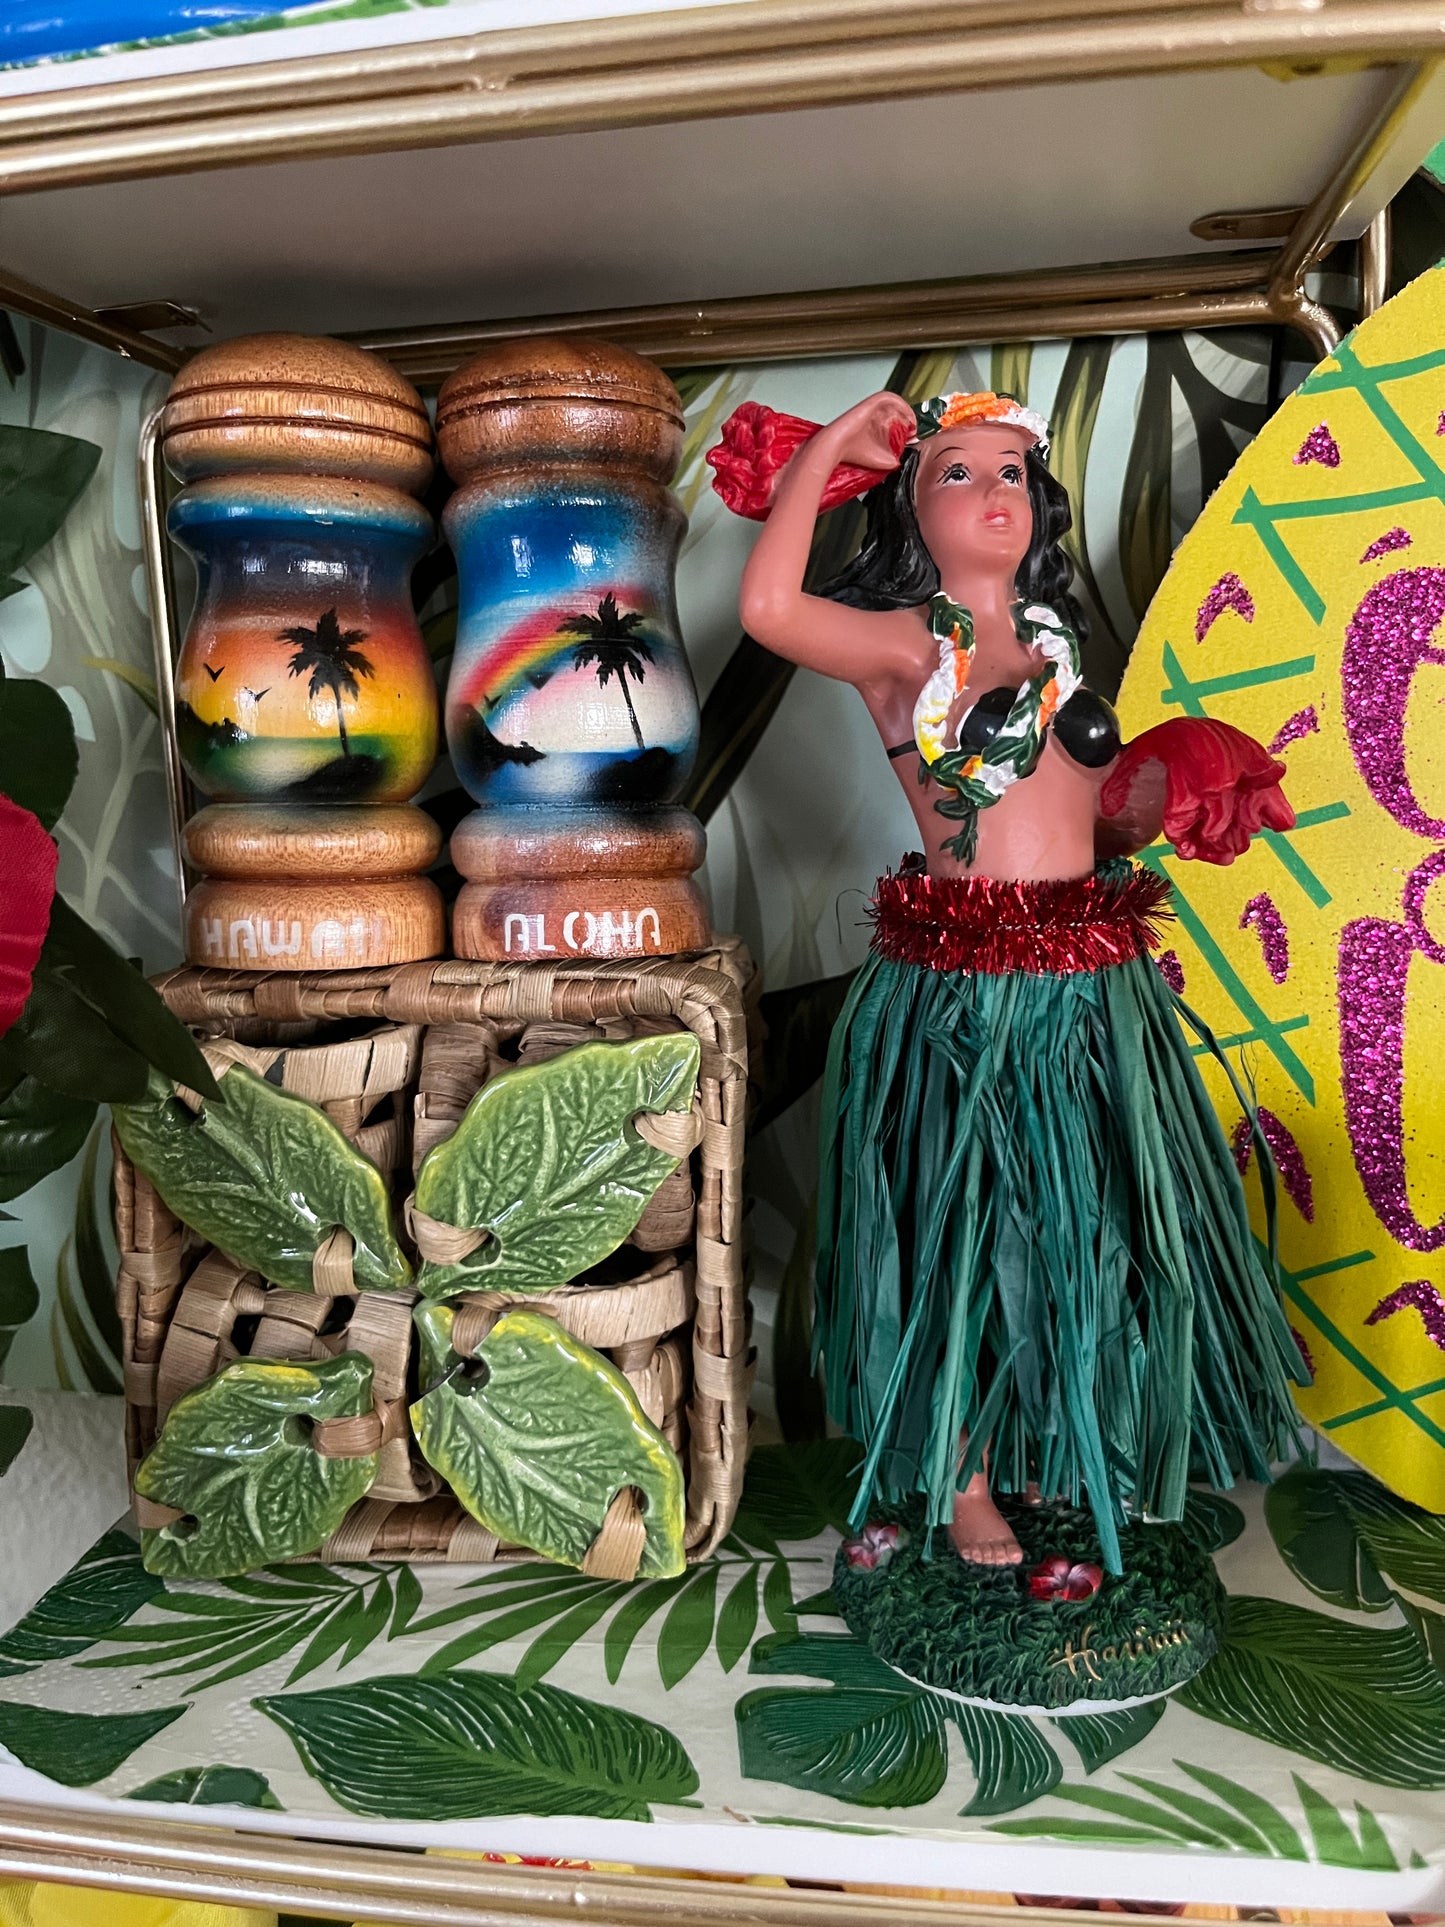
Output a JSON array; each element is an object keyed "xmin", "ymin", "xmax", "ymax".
[{"xmin": 1118, "ymin": 264, "xmax": 1445, "ymax": 1511}]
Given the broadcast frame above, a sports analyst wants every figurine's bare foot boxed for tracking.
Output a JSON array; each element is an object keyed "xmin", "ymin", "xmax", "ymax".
[{"xmin": 949, "ymin": 1477, "xmax": 1023, "ymax": 1566}]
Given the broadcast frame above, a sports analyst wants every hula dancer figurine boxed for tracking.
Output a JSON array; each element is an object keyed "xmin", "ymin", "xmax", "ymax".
[{"xmin": 709, "ymin": 391, "xmax": 1307, "ymax": 1705}]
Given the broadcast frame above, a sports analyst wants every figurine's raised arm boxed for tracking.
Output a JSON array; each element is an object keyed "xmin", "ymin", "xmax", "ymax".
[{"xmin": 724, "ymin": 394, "xmax": 922, "ymax": 688}]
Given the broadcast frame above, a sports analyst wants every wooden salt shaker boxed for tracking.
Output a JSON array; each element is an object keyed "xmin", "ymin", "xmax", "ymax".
[
  {"xmin": 436, "ymin": 337, "xmax": 708, "ymax": 961},
  {"xmin": 162, "ymin": 334, "xmax": 445, "ymax": 970}
]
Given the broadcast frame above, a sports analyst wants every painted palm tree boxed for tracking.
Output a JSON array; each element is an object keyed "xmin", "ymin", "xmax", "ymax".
[
  {"xmin": 278, "ymin": 608, "xmax": 374, "ymax": 757},
  {"xmin": 562, "ymin": 593, "xmax": 655, "ymax": 752}
]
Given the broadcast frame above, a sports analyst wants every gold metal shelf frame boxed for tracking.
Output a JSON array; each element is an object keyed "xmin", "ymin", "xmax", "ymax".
[
  {"xmin": 0, "ymin": 1796, "xmax": 1258, "ymax": 1927},
  {"xmin": 0, "ymin": 8, "xmax": 1431, "ymax": 1920}
]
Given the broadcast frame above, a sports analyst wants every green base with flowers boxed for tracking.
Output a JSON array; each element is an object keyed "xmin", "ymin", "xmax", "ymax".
[{"xmin": 833, "ymin": 1497, "xmax": 1224, "ymax": 1713}]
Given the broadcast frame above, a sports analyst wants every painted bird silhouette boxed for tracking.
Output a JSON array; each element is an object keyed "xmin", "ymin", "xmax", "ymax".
[
  {"xmin": 240, "ymin": 686, "xmax": 271, "ymax": 705},
  {"xmin": 203, "ymin": 663, "xmax": 224, "ymax": 682}
]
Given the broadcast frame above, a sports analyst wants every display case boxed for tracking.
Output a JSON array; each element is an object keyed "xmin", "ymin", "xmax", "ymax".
[{"xmin": 0, "ymin": 4, "xmax": 1443, "ymax": 1921}]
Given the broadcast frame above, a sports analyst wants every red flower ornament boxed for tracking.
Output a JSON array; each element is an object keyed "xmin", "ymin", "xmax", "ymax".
[
  {"xmin": 0, "ymin": 793, "xmax": 57, "ymax": 1038},
  {"xmin": 841, "ymin": 1521, "xmax": 907, "ymax": 1572},
  {"xmin": 1027, "ymin": 1555, "xmax": 1103, "ymax": 1603},
  {"xmin": 1101, "ymin": 717, "xmax": 1294, "ymax": 866},
  {"xmin": 706, "ymin": 402, "xmax": 910, "ymax": 522}
]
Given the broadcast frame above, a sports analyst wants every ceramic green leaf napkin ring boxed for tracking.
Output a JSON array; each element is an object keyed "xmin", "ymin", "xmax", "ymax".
[
  {"xmin": 133, "ymin": 1354, "xmax": 385, "ymax": 1578},
  {"xmin": 120, "ymin": 1030, "xmax": 704, "ymax": 1579},
  {"xmin": 407, "ymin": 1033, "xmax": 702, "ymax": 1296},
  {"xmin": 112, "ymin": 1042, "xmax": 412, "ymax": 1294},
  {"xmin": 411, "ymin": 1304, "xmax": 687, "ymax": 1578}
]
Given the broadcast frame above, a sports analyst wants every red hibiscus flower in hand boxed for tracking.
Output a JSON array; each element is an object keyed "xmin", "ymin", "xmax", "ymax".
[
  {"xmin": 1101, "ymin": 718, "xmax": 1294, "ymax": 865},
  {"xmin": 0, "ymin": 793, "xmax": 57, "ymax": 1039},
  {"xmin": 1027, "ymin": 1556, "xmax": 1103, "ymax": 1603},
  {"xmin": 706, "ymin": 402, "xmax": 910, "ymax": 521}
]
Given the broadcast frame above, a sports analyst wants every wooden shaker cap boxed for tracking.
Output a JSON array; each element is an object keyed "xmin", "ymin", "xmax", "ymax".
[
  {"xmin": 161, "ymin": 332, "xmax": 434, "ymax": 494},
  {"xmin": 435, "ymin": 336, "xmax": 684, "ymax": 488}
]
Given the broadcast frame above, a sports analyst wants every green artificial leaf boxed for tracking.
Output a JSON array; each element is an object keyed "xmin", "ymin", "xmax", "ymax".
[
  {"xmin": 950, "ymin": 1703, "xmax": 1061, "ymax": 1817},
  {"xmin": 113, "ymin": 1065, "xmax": 410, "ymax": 1293},
  {"xmin": 0, "ymin": 1403, "xmax": 32, "ymax": 1478},
  {"xmin": 411, "ymin": 1304, "xmax": 685, "ymax": 1578},
  {"xmin": 1264, "ymin": 1465, "xmax": 1394, "ymax": 1613},
  {"xmin": 0, "ymin": 1528, "xmax": 162, "ymax": 1677},
  {"xmin": 258, "ymin": 1670, "xmax": 699, "ymax": 1821},
  {"xmin": 0, "ymin": 1068, "xmax": 94, "ymax": 1203},
  {"xmin": 44, "ymin": 898, "xmax": 221, "ymax": 1100},
  {"xmin": 82, "ymin": 1565, "xmax": 400, "ymax": 1695},
  {"xmin": 1053, "ymin": 1701, "xmax": 1167, "ymax": 1774},
  {"xmin": 733, "ymin": 1437, "xmax": 863, "ymax": 1549},
  {"xmin": 0, "ymin": 1699, "xmax": 186, "ymax": 1786},
  {"xmin": 412, "ymin": 1035, "xmax": 700, "ymax": 1297},
  {"xmin": 134, "ymin": 1354, "xmax": 379, "ymax": 1579},
  {"xmin": 0, "ymin": 1244, "xmax": 40, "ymax": 1370},
  {"xmin": 0, "ymin": 661, "xmax": 77, "ymax": 829},
  {"xmin": 126, "ymin": 1765, "xmax": 281, "ymax": 1809},
  {"xmin": 0, "ymin": 424, "xmax": 100, "ymax": 586},
  {"xmin": 1182, "ymin": 1488, "xmax": 1247, "ymax": 1554},
  {"xmin": 1179, "ymin": 1594, "xmax": 1445, "ymax": 1787},
  {"xmin": 7, "ymin": 963, "xmax": 150, "ymax": 1103}
]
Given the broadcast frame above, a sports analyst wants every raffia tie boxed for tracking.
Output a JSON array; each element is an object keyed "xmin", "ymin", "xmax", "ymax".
[
  {"xmin": 313, "ymin": 1395, "xmax": 410, "ymax": 1459},
  {"xmin": 403, "ymin": 1103, "xmax": 705, "ymax": 1270}
]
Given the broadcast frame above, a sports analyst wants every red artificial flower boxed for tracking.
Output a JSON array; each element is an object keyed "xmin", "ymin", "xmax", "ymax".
[
  {"xmin": 0, "ymin": 793, "xmax": 57, "ymax": 1038},
  {"xmin": 1027, "ymin": 1555, "xmax": 1103, "ymax": 1603},
  {"xmin": 842, "ymin": 1521, "xmax": 906, "ymax": 1572},
  {"xmin": 1101, "ymin": 717, "xmax": 1295, "ymax": 865},
  {"xmin": 706, "ymin": 401, "xmax": 910, "ymax": 522}
]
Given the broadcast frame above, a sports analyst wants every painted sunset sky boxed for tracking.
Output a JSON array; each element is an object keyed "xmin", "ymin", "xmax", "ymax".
[
  {"xmin": 176, "ymin": 605, "xmax": 437, "ymax": 803},
  {"xmin": 448, "ymin": 589, "xmax": 695, "ymax": 756}
]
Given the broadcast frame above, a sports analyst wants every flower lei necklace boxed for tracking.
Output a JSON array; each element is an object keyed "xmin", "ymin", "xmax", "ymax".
[{"xmin": 912, "ymin": 591, "xmax": 1083, "ymax": 865}]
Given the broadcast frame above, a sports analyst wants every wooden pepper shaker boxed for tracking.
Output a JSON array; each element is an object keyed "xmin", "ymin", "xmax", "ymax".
[
  {"xmin": 162, "ymin": 333, "xmax": 445, "ymax": 970},
  {"xmin": 435, "ymin": 337, "xmax": 708, "ymax": 961}
]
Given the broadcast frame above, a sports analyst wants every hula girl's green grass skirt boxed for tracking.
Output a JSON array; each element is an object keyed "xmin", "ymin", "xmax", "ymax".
[{"xmin": 815, "ymin": 860, "xmax": 1307, "ymax": 1575}]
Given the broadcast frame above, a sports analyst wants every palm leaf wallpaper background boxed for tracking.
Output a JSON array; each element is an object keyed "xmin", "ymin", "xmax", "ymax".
[{"xmin": 0, "ymin": 199, "xmax": 1412, "ymax": 1406}]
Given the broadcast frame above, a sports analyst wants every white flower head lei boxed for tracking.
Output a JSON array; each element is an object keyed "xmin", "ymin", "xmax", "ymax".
[{"xmin": 907, "ymin": 392, "xmax": 1082, "ymax": 864}]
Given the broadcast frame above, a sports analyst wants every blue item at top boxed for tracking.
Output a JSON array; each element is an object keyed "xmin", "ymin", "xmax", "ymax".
[{"xmin": 0, "ymin": 0, "xmax": 320, "ymax": 62}]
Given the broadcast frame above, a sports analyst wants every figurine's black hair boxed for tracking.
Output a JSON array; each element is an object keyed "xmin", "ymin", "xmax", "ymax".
[{"xmin": 816, "ymin": 443, "xmax": 1087, "ymax": 640}]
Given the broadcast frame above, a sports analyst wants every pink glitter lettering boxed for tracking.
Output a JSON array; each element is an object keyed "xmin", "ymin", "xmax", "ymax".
[
  {"xmin": 1402, "ymin": 849, "xmax": 1445, "ymax": 965},
  {"xmin": 1290, "ymin": 1327, "xmax": 1316, "ymax": 1376},
  {"xmin": 1437, "ymin": 411, "xmax": 1445, "ymax": 437},
  {"xmin": 1231, "ymin": 1108, "xmax": 1315, "ymax": 1222},
  {"xmin": 1360, "ymin": 527, "xmax": 1412, "ymax": 563},
  {"xmin": 1157, "ymin": 949, "xmax": 1185, "ymax": 995},
  {"xmin": 1267, "ymin": 706, "xmax": 1320, "ymax": 757},
  {"xmin": 1341, "ymin": 568, "xmax": 1445, "ymax": 838},
  {"xmin": 1240, "ymin": 893, "xmax": 1290, "ymax": 983},
  {"xmin": 1339, "ymin": 916, "xmax": 1445, "ymax": 1250},
  {"xmin": 1294, "ymin": 423, "xmax": 1341, "ymax": 468},
  {"xmin": 1365, "ymin": 1279, "xmax": 1445, "ymax": 1352},
  {"xmin": 1195, "ymin": 572, "xmax": 1256, "ymax": 645}
]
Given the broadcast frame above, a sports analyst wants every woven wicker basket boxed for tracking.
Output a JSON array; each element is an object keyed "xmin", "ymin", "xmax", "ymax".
[{"xmin": 113, "ymin": 943, "xmax": 756, "ymax": 1569}]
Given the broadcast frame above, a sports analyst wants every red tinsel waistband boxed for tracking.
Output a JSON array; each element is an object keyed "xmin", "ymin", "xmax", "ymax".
[{"xmin": 869, "ymin": 862, "xmax": 1174, "ymax": 975}]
